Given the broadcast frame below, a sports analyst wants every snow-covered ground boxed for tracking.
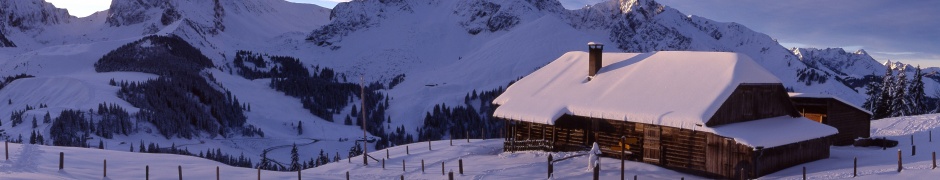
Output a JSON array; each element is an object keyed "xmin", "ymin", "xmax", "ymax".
[{"xmin": 6, "ymin": 114, "xmax": 940, "ymax": 179}]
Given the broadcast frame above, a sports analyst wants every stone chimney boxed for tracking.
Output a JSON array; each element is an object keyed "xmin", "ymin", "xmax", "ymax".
[{"xmin": 588, "ymin": 42, "xmax": 604, "ymax": 77}]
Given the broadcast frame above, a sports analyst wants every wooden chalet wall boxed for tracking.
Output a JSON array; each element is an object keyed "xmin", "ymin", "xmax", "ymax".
[
  {"xmin": 707, "ymin": 84, "xmax": 801, "ymax": 127},
  {"xmin": 502, "ymin": 116, "xmax": 832, "ymax": 179},
  {"xmin": 791, "ymin": 97, "xmax": 871, "ymax": 145},
  {"xmin": 753, "ymin": 137, "xmax": 830, "ymax": 176}
]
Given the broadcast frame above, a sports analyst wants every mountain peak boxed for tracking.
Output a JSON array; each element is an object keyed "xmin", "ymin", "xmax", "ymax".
[
  {"xmin": 0, "ymin": 0, "xmax": 73, "ymax": 31},
  {"xmin": 619, "ymin": 0, "xmax": 663, "ymax": 17},
  {"xmin": 855, "ymin": 49, "xmax": 868, "ymax": 56}
]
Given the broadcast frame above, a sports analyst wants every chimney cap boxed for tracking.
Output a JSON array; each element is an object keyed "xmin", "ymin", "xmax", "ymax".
[{"xmin": 587, "ymin": 42, "xmax": 603, "ymax": 46}]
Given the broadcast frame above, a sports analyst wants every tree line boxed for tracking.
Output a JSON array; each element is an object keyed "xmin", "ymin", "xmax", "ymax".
[{"xmin": 864, "ymin": 61, "xmax": 933, "ymax": 119}]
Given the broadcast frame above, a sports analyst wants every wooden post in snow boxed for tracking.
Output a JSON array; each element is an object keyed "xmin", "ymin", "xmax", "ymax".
[
  {"xmin": 898, "ymin": 149, "xmax": 903, "ymax": 172},
  {"xmin": 421, "ymin": 159, "xmax": 425, "ymax": 173},
  {"xmin": 5, "ymin": 141, "xmax": 8, "ymax": 160},
  {"xmin": 297, "ymin": 168, "xmax": 301, "ymax": 180},
  {"xmin": 429, "ymin": 140, "xmax": 432, "ymax": 151},
  {"xmin": 59, "ymin": 152, "xmax": 64, "ymax": 170},
  {"xmin": 441, "ymin": 162, "xmax": 445, "ymax": 175},
  {"xmin": 853, "ymin": 157, "xmax": 857, "ymax": 177},
  {"xmin": 146, "ymin": 165, "xmax": 149, "ymax": 180},
  {"xmin": 346, "ymin": 171, "xmax": 349, "ymax": 180},
  {"xmin": 448, "ymin": 171, "xmax": 454, "ymax": 180},
  {"xmin": 216, "ymin": 166, "xmax": 219, "ymax": 180},
  {"xmin": 802, "ymin": 166, "xmax": 806, "ymax": 180},
  {"xmin": 548, "ymin": 154, "xmax": 553, "ymax": 178},
  {"xmin": 382, "ymin": 158, "xmax": 386, "ymax": 169},
  {"xmin": 178, "ymin": 165, "xmax": 182, "ymax": 180},
  {"xmin": 593, "ymin": 163, "xmax": 599, "ymax": 180},
  {"xmin": 257, "ymin": 167, "xmax": 261, "ymax": 180},
  {"xmin": 913, "ymin": 145, "xmax": 917, "ymax": 156},
  {"xmin": 103, "ymin": 159, "xmax": 107, "ymax": 177},
  {"xmin": 459, "ymin": 159, "xmax": 464, "ymax": 175},
  {"xmin": 621, "ymin": 136, "xmax": 625, "ymax": 180},
  {"xmin": 387, "ymin": 149, "xmax": 390, "ymax": 159},
  {"xmin": 934, "ymin": 152, "xmax": 937, "ymax": 169}
]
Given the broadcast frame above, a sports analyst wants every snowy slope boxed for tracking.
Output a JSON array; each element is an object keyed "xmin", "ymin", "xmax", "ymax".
[
  {"xmin": 0, "ymin": 139, "xmax": 698, "ymax": 179},
  {"xmin": 0, "ymin": 0, "xmax": 345, "ymax": 166},
  {"xmin": 6, "ymin": 113, "xmax": 940, "ymax": 179}
]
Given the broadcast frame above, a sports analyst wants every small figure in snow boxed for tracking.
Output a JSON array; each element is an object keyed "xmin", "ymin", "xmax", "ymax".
[{"xmin": 587, "ymin": 142, "xmax": 602, "ymax": 171}]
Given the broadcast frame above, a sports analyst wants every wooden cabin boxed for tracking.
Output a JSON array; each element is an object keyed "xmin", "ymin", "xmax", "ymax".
[
  {"xmin": 492, "ymin": 43, "xmax": 838, "ymax": 179},
  {"xmin": 789, "ymin": 93, "xmax": 872, "ymax": 145}
]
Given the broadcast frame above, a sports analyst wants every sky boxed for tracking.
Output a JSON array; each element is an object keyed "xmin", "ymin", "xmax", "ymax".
[{"xmin": 44, "ymin": 0, "xmax": 939, "ymax": 67}]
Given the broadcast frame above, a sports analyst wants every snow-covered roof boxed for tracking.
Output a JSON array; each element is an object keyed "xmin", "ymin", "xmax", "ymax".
[
  {"xmin": 712, "ymin": 116, "xmax": 837, "ymax": 148},
  {"xmin": 493, "ymin": 51, "xmax": 782, "ymax": 128},
  {"xmin": 789, "ymin": 92, "xmax": 873, "ymax": 115}
]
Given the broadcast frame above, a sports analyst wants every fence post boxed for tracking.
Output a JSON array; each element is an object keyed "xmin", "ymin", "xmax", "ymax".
[
  {"xmin": 346, "ymin": 171, "xmax": 349, "ymax": 180},
  {"xmin": 442, "ymin": 162, "xmax": 445, "ymax": 175},
  {"xmin": 421, "ymin": 159, "xmax": 425, "ymax": 173},
  {"xmin": 931, "ymin": 131, "xmax": 933, "ymax": 142},
  {"xmin": 593, "ymin": 163, "xmax": 599, "ymax": 180},
  {"xmin": 459, "ymin": 159, "xmax": 464, "ymax": 175},
  {"xmin": 883, "ymin": 137, "xmax": 887, "ymax": 150},
  {"xmin": 621, "ymin": 137, "xmax": 625, "ymax": 180},
  {"xmin": 383, "ymin": 158, "xmax": 386, "ymax": 169},
  {"xmin": 466, "ymin": 131, "xmax": 470, "ymax": 143},
  {"xmin": 934, "ymin": 152, "xmax": 937, "ymax": 169},
  {"xmin": 802, "ymin": 166, "xmax": 806, "ymax": 180},
  {"xmin": 450, "ymin": 137, "xmax": 453, "ymax": 146},
  {"xmin": 853, "ymin": 157, "xmax": 857, "ymax": 177},
  {"xmin": 104, "ymin": 159, "xmax": 107, "ymax": 177},
  {"xmin": 548, "ymin": 155, "xmax": 553, "ymax": 178},
  {"xmin": 387, "ymin": 149, "xmax": 390, "ymax": 159},
  {"xmin": 216, "ymin": 166, "xmax": 220, "ymax": 180},
  {"xmin": 407, "ymin": 146, "xmax": 410, "ymax": 155},
  {"xmin": 178, "ymin": 165, "xmax": 182, "ymax": 180},
  {"xmin": 5, "ymin": 141, "xmax": 8, "ymax": 160},
  {"xmin": 429, "ymin": 140, "xmax": 432, "ymax": 151},
  {"xmin": 634, "ymin": 175, "xmax": 637, "ymax": 180},
  {"xmin": 59, "ymin": 152, "xmax": 64, "ymax": 170},
  {"xmin": 913, "ymin": 145, "xmax": 917, "ymax": 156},
  {"xmin": 257, "ymin": 167, "xmax": 261, "ymax": 180},
  {"xmin": 146, "ymin": 165, "xmax": 149, "ymax": 180},
  {"xmin": 449, "ymin": 171, "xmax": 454, "ymax": 180},
  {"xmin": 898, "ymin": 149, "xmax": 903, "ymax": 172},
  {"xmin": 298, "ymin": 168, "xmax": 301, "ymax": 180}
]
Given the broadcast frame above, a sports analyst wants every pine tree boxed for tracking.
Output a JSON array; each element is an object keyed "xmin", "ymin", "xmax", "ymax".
[
  {"xmin": 344, "ymin": 114, "xmax": 353, "ymax": 125},
  {"xmin": 260, "ymin": 151, "xmax": 270, "ymax": 169},
  {"xmin": 891, "ymin": 65, "xmax": 908, "ymax": 117},
  {"xmin": 43, "ymin": 112, "xmax": 51, "ymax": 123},
  {"xmin": 297, "ymin": 121, "xmax": 303, "ymax": 135},
  {"xmin": 31, "ymin": 117, "xmax": 37, "ymax": 128},
  {"xmin": 862, "ymin": 74, "xmax": 881, "ymax": 114},
  {"xmin": 874, "ymin": 61, "xmax": 894, "ymax": 119},
  {"xmin": 99, "ymin": 140, "xmax": 104, "ymax": 149},
  {"xmin": 907, "ymin": 65, "xmax": 926, "ymax": 115},
  {"xmin": 290, "ymin": 143, "xmax": 300, "ymax": 171},
  {"xmin": 29, "ymin": 131, "xmax": 37, "ymax": 144},
  {"xmin": 130, "ymin": 143, "xmax": 134, "ymax": 152}
]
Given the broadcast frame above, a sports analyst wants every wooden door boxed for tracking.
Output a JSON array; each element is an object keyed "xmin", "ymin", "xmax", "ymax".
[{"xmin": 643, "ymin": 126, "xmax": 661, "ymax": 164}]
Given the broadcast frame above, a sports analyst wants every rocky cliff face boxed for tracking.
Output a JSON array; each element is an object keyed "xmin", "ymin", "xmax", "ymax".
[{"xmin": 0, "ymin": 0, "xmax": 73, "ymax": 32}]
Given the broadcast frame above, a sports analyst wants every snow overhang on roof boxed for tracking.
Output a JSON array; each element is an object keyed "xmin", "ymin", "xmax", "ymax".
[
  {"xmin": 493, "ymin": 51, "xmax": 782, "ymax": 129},
  {"xmin": 789, "ymin": 92, "xmax": 873, "ymax": 115}
]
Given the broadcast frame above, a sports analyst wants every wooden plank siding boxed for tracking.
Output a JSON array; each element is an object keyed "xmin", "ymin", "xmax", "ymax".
[
  {"xmin": 791, "ymin": 97, "xmax": 872, "ymax": 145},
  {"xmin": 707, "ymin": 84, "xmax": 801, "ymax": 127}
]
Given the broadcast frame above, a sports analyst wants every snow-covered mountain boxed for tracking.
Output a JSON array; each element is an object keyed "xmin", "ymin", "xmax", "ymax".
[{"xmin": 0, "ymin": 0, "xmax": 928, "ymax": 169}]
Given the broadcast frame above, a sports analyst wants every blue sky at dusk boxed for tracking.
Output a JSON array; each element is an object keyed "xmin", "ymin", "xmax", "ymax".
[{"xmin": 44, "ymin": 0, "xmax": 939, "ymax": 67}]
